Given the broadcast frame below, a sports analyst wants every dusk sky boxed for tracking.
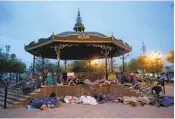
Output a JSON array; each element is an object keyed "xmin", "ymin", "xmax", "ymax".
[{"xmin": 0, "ymin": 1, "xmax": 174, "ymax": 68}]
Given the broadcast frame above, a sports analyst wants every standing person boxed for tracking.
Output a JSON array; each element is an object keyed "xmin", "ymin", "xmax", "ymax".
[
  {"xmin": 47, "ymin": 72, "xmax": 53, "ymax": 86},
  {"xmin": 53, "ymin": 72, "xmax": 57, "ymax": 85},
  {"xmin": 127, "ymin": 73, "xmax": 132, "ymax": 83},
  {"xmin": 160, "ymin": 73, "xmax": 166, "ymax": 94},
  {"xmin": 117, "ymin": 73, "xmax": 122, "ymax": 84},
  {"xmin": 120, "ymin": 72, "xmax": 124, "ymax": 84}
]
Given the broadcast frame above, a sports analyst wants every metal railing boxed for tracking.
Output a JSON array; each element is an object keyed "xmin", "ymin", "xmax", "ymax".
[{"xmin": 1, "ymin": 74, "xmax": 32, "ymax": 109}]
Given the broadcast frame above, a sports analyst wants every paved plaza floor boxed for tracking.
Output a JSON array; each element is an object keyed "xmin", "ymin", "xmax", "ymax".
[{"xmin": 0, "ymin": 85, "xmax": 174, "ymax": 118}]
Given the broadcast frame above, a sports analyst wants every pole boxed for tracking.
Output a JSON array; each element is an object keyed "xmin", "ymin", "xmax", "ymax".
[
  {"xmin": 111, "ymin": 57, "xmax": 113, "ymax": 73},
  {"xmin": 122, "ymin": 55, "xmax": 125, "ymax": 72},
  {"xmin": 4, "ymin": 81, "xmax": 8, "ymax": 109},
  {"xmin": 57, "ymin": 59, "xmax": 60, "ymax": 83},
  {"xmin": 56, "ymin": 48, "xmax": 61, "ymax": 84},
  {"xmin": 32, "ymin": 55, "xmax": 35, "ymax": 75},
  {"xmin": 120, "ymin": 54, "xmax": 129, "ymax": 72},
  {"xmin": 105, "ymin": 54, "xmax": 108, "ymax": 81},
  {"xmin": 64, "ymin": 59, "xmax": 67, "ymax": 72},
  {"xmin": 42, "ymin": 57, "xmax": 45, "ymax": 85}
]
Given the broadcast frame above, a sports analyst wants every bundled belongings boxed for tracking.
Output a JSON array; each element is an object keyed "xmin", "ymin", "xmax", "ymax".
[
  {"xmin": 27, "ymin": 92, "xmax": 59, "ymax": 110},
  {"xmin": 159, "ymin": 96, "xmax": 174, "ymax": 107},
  {"xmin": 137, "ymin": 96, "xmax": 150, "ymax": 105},
  {"xmin": 118, "ymin": 96, "xmax": 151, "ymax": 107},
  {"xmin": 123, "ymin": 96, "xmax": 137, "ymax": 105}
]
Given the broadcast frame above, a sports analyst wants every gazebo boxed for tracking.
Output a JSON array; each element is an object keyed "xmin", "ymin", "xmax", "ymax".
[{"xmin": 25, "ymin": 9, "xmax": 132, "ymax": 84}]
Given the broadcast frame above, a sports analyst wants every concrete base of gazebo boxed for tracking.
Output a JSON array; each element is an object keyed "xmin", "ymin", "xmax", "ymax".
[{"xmin": 17, "ymin": 84, "xmax": 140, "ymax": 107}]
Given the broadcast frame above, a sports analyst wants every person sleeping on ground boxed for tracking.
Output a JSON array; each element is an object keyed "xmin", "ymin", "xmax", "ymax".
[
  {"xmin": 64, "ymin": 96, "xmax": 79, "ymax": 104},
  {"xmin": 63, "ymin": 94, "xmax": 97, "ymax": 105},
  {"xmin": 28, "ymin": 92, "xmax": 59, "ymax": 110},
  {"xmin": 79, "ymin": 93, "xmax": 98, "ymax": 105}
]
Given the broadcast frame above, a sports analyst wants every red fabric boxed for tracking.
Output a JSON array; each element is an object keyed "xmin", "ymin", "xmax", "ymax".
[{"xmin": 127, "ymin": 74, "xmax": 132, "ymax": 81}]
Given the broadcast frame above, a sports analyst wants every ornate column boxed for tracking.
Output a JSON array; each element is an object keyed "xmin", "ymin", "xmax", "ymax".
[
  {"xmin": 86, "ymin": 44, "xmax": 112, "ymax": 80},
  {"xmin": 111, "ymin": 56, "xmax": 113, "ymax": 73},
  {"xmin": 32, "ymin": 55, "xmax": 36, "ymax": 75},
  {"xmin": 120, "ymin": 53, "xmax": 129, "ymax": 72},
  {"xmin": 101, "ymin": 46, "xmax": 112, "ymax": 80},
  {"xmin": 54, "ymin": 44, "xmax": 73, "ymax": 83},
  {"xmin": 64, "ymin": 59, "xmax": 67, "ymax": 72},
  {"xmin": 42, "ymin": 57, "xmax": 45, "ymax": 85}
]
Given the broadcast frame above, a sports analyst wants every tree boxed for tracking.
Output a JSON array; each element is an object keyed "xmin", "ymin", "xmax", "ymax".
[
  {"xmin": 119, "ymin": 62, "xmax": 129, "ymax": 72},
  {"xmin": 127, "ymin": 59, "xmax": 140, "ymax": 73},
  {"xmin": 34, "ymin": 58, "xmax": 58, "ymax": 73},
  {"xmin": 0, "ymin": 47, "xmax": 26, "ymax": 80},
  {"xmin": 166, "ymin": 50, "xmax": 174, "ymax": 64},
  {"xmin": 71, "ymin": 60, "xmax": 89, "ymax": 72},
  {"xmin": 66, "ymin": 63, "xmax": 73, "ymax": 72}
]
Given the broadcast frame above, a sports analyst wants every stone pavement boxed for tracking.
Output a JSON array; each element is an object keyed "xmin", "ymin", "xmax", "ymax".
[{"xmin": 0, "ymin": 85, "xmax": 173, "ymax": 118}]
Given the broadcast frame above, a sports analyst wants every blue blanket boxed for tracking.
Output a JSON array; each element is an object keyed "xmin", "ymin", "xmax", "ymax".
[
  {"xmin": 160, "ymin": 96, "xmax": 174, "ymax": 107},
  {"xmin": 29, "ymin": 97, "xmax": 58, "ymax": 108}
]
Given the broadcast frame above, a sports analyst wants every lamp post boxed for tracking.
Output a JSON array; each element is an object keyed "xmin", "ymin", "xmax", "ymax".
[{"xmin": 152, "ymin": 52, "xmax": 161, "ymax": 77}]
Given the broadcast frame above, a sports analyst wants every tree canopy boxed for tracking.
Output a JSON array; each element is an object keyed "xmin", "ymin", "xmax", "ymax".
[
  {"xmin": 126, "ymin": 54, "xmax": 164, "ymax": 73},
  {"xmin": 0, "ymin": 47, "xmax": 26, "ymax": 79},
  {"xmin": 166, "ymin": 50, "xmax": 174, "ymax": 64}
]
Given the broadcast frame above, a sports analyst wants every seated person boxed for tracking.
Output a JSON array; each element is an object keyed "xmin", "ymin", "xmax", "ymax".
[
  {"xmin": 74, "ymin": 78, "xmax": 85, "ymax": 85},
  {"xmin": 152, "ymin": 82, "xmax": 164, "ymax": 99},
  {"xmin": 68, "ymin": 78, "xmax": 76, "ymax": 86},
  {"xmin": 108, "ymin": 73, "xmax": 116, "ymax": 83}
]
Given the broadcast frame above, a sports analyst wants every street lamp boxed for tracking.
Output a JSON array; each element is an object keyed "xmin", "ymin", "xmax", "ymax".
[{"xmin": 152, "ymin": 52, "xmax": 161, "ymax": 77}]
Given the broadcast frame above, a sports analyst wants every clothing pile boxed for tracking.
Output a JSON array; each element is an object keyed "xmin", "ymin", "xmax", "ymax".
[
  {"xmin": 117, "ymin": 96, "xmax": 150, "ymax": 107},
  {"xmin": 159, "ymin": 96, "xmax": 174, "ymax": 107}
]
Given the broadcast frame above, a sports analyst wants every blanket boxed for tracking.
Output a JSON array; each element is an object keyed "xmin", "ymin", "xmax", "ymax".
[
  {"xmin": 79, "ymin": 96, "xmax": 98, "ymax": 105},
  {"xmin": 160, "ymin": 96, "xmax": 174, "ymax": 107},
  {"xmin": 29, "ymin": 97, "xmax": 58, "ymax": 109}
]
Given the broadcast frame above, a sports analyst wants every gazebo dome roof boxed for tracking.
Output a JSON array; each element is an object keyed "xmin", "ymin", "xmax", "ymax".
[
  {"xmin": 57, "ymin": 31, "xmax": 107, "ymax": 37},
  {"xmin": 74, "ymin": 22, "xmax": 85, "ymax": 28}
]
